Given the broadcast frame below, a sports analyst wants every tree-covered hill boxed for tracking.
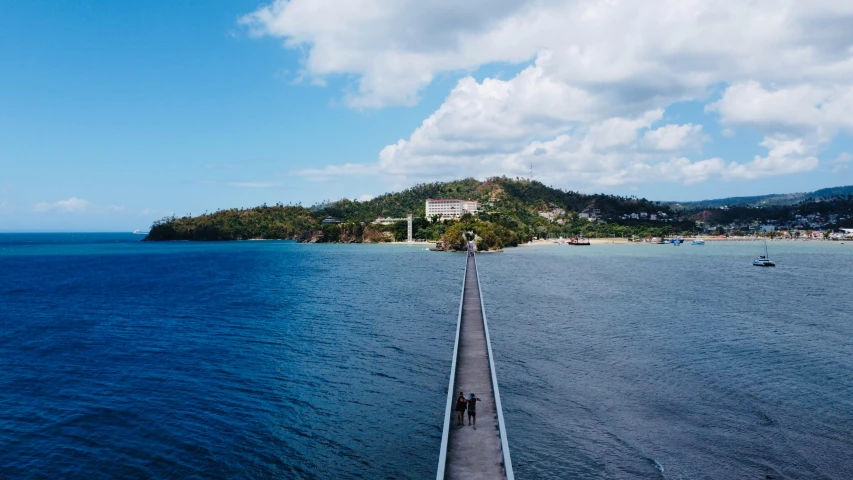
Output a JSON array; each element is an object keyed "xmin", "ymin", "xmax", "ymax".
[
  {"xmin": 144, "ymin": 177, "xmax": 682, "ymax": 243},
  {"xmin": 321, "ymin": 176, "xmax": 666, "ymax": 221},
  {"xmin": 669, "ymin": 185, "xmax": 853, "ymax": 209},
  {"xmin": 144, "ymin": 205, "xmax": 318, "ymax": 241}
]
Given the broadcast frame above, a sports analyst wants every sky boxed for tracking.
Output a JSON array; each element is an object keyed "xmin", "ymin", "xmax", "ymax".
[{"xmin": 1, "ymin": 0, "xmax": 852, "ymax": 231}]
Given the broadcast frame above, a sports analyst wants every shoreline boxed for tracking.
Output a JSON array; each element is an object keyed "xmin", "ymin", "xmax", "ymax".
[{"xmin": 519, "ymin": 237, "xmax": 836, "ymax": 246}]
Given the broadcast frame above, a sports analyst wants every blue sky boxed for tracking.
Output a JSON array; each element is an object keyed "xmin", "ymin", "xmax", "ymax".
[{"xmin": 2, "ymin": 1, "xmax": 852, "ymax": 231}]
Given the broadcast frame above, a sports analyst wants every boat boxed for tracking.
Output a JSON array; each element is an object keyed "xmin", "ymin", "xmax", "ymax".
[
  {"xmin": 753, "ymin": 239, "xmax": 776, "ymax": 267},
  {"xmin": 670, "ymin": 236, "xmax": 684, "ymax": 245},
  {"xmin": 691, "ymin": 236, "xmax": 705, "ymax": 245},
  {"xmin": 568, "ymin": 236, "xmax": 590, "ymax": 246},
  {"xmin": 133, "ymin": 229, "xmax": 148, "ymax": 235}
]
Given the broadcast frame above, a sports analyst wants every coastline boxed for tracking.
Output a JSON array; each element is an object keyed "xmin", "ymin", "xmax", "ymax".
[{"xmin": 518, "ymin": 237, "xmax": 835, "ymax": 246}]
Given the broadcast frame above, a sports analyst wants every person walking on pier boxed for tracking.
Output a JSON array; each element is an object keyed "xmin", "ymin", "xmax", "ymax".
[
  {"xmin": 467, "ymin": 393, "xmax": 482, "ymax": 428},
  {"xmin": 455, "ymin": 391, "xmax": 467, "ymax": 425}
]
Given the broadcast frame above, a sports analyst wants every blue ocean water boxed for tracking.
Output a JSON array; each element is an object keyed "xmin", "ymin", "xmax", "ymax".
[
  {"xmin": 2, "ymin": 234, "xmax": 852, "ymax": 479},
  {"xmin": 0, "ymin": 234, "xmax": 460, "ymax": 479},
  {"xmin": 478, "ymin": 242, "xmax": 853, "ymax": 479}
]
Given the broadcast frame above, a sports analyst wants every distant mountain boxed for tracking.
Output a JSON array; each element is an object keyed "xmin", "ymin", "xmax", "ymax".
[{"xmin": 669, "ymin": 185, "xmax": 853, "ymax": 209}]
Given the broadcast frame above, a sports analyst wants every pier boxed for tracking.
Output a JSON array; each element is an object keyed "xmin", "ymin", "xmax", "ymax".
[{"xmin": 437, "ymin": 249, "xmax": 514, "ymax": 480}]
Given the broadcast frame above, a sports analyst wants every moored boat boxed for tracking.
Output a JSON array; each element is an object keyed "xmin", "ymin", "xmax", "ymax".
[
  {"xmin": 568, "ymin": 236, "xmax": 590, "ymax": 246},
  {"xmin": 753, "ymin": 239, "xmax": 775, "ymax": 266}
]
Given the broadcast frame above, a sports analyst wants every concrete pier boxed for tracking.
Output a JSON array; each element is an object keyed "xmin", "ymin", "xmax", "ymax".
[{"xmin": 437, "ymin": 251, "xmax": 513, "ymax": 480}]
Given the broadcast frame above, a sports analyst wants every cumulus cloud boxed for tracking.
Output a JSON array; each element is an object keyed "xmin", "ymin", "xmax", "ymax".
[
  {"xmin": 352, "ymin": 106, "xmax": 721, "ymax": 186},
  {"xmin": 642, "ymin": 124, "xmax": 705, "ymax": 152},
  {"xmin": 829, "ymin": 152, "xmax": 852, "ymax": 172},
  {"xmin": 724, "ymin": 137, "xmax": 819, "ymax": 180},
  {"xmin": 706, "ymin": 81, "xmax": 853, "ymax": 138},
  {"xmin": 33, "ymin": 197, "xmax": 124, "ymax": 214},
  {"xmin": 243, "ymin": 0, "xmax": 853, "ymax": 108},
  {"xmin": 357, "ymin": 194, "xmax": 375, "ymax": 202},
  {"xmin": 244, "ymin": 0, "xmax": 853, "ymax": 188}
]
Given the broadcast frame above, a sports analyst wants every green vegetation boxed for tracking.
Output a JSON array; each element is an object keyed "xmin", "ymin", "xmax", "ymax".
[
  {"xmin": 669, "ymin": 185, "xmax": 853, "ymax": 209},
  {"xmin": 145, "ymin": 177, "xmax": 693, "ymax": 244},
  {"xmin": 145, "ymin": 205, "xmax": 317, "ymax": 241},
  {"xmin": 681, "ymin": 194, "xmax": 853, "ymax": 230}
]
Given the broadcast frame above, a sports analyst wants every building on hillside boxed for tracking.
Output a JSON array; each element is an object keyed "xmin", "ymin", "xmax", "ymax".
[
  {"xmin": 373, "ymin": 216, "xmax": 408, "ymax": 225},
  {"xmin": 425, "ymin": 199, "xmax": 479, "ymax": 220},
  {"xmin": 580, "ymin": 209, "xmax": 598, "ymax": 221},
  {"xmin": 321, "ymin": 217, "xmax": 341, "ymax": 225}
]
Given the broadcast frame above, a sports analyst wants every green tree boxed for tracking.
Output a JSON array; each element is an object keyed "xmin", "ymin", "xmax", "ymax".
[
  {"xmin": 442, "ymin": 223, "xmax": 467, "ymax": 251},
  {"xmin": 475, "ymin": 223, "xmax": 500, "ymax": 250}
]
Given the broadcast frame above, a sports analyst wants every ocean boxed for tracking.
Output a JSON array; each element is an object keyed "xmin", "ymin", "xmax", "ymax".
[{"xmin": 1, "ymin": 234, "xmax": 852, "ymax": 479}]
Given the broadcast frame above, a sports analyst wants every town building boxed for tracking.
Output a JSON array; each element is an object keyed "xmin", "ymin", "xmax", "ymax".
[
  {"xmin": 538, "ymin": 208, "xmax": 565, "ymax": 222},
  {"xmin": 580, "ymin": 209, "xmax": 598, "ymax": 221},
  {"xmin": 425, "ymin": 199, "xmax": 479, "ymax": 220}
]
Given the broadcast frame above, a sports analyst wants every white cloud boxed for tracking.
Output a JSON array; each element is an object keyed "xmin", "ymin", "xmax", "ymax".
[
  {"xmin": 244, "ymin": 0, "xmax": 853, "ymax": 187},
  {"xmin": 651, "ymin": 157, "xmax": 727, "ymax": 185},
  {"xmin": 346, "ymin": 106, "xmax": 719, "ymax": 186},
  {"xmin": 706, "ymin": 81, "xmax": 853, "ymax": 137},
  {"xmin": 33, "ymin": 197, "xmax": 91, "ymax": 213},
  {"xmin": 357, "ymin": 194, "xmax": 375, "ymax": 202},
  {"xmin": 642, "ymin": 124, "xmax": 705, "ymax": 152},
  {"xmin": 242, "ymin": 0, "xmax": 853, "ymax": 109},
  {"xmin": 829, "ymin": 152, "xmax": 852, "ymax": 172},
  {"xmin": 32, "ymin": 197, "xmax": 124, "ymax": 214},
  {"xmin": 724, "ymin": 136, "xmax": 819, "ymax": 180}
]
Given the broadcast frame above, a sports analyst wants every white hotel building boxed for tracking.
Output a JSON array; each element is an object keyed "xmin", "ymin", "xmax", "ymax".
[{"xmin": 425, "ymin": 198, "xmax": 479, "ymax": 221}]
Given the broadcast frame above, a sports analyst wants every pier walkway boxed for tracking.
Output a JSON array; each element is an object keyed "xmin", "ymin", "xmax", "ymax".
[{"xmin": 437, "ymin": 251, "xmax": 513, "ymax": 480}]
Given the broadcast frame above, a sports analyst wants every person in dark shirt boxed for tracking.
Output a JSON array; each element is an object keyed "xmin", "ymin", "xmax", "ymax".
[
  {"xmin": 467, "ymin": 393, "xmax": 482, "ymax": 428},
  {"xmin": 455, "ymin": 391, "xmax": 467, "ymax": 425}
]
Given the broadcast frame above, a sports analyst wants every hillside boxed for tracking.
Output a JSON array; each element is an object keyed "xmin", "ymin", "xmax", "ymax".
[
  {"xmin": 321, "ymin": 176, "xmax": 667, "ymax": 221},
  {"xmin": 669, "ymin": 185, "xmax": 853, "ymax": 209},
  {"xmin": 144, "ymin": 177, "xmax": 677, "ymax": 243}
]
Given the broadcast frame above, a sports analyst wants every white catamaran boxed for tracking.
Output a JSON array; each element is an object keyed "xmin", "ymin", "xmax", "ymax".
[{"xmin": 753, "ymin": 239, "xmax": 775, "ymax": 267}]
